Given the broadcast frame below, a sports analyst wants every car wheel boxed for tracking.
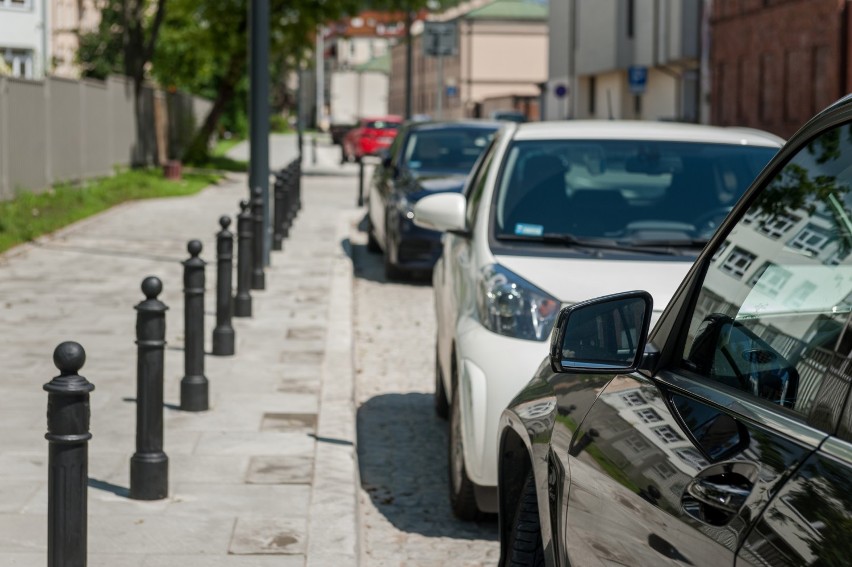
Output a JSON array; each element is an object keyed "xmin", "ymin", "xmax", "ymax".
[
  {"xmin": 507, "ymin": 473, "xmax": 546, "ymax": 567},
  {"xmin": 434, "ymin": 345, "xmax": 449, "ymax": 419},
  {"xmin": 448, "ymin": 376, "xmax": 481, "ymax": 520}
]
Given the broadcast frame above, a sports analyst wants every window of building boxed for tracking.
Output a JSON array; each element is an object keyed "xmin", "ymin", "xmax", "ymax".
[
  {"xmin": 719, "ymin": 246, "xmax": 757, "ymax": 279},
  {"xmin": 749, "ymin": 262, "xmax": 792, "ymax": 296},
  {"xmin": 627, "ymin": 0, "xmax": 635, "ymax": 38},
  {"xmin": 624, "ymin": 434, "xmax": 650, "ymax": 453},
  {"xmin": 589, "ymin": 76, "xmax": 596, "ymax": 115},
  {"xmin": 652, "ymin": 462, "xmax": 677, "ymax": 480},
  {"xmin": 635, "ymin": 408, "xmax": 663, "ymax": 423},
  {"xmin": 2, "ymin": 48, "xmax": 34, "ymax": 78},
  {"xmin": 676, "ymin": 448, "xmax": 710, "ymax": 469},
  {"xmin": 652, "ymin": 425, "xmax": 684, "ymax": 444},
  {"xmin": 759, "ymin": 213, "xmax": 800, "ymax": 239},
  {"xmin": 622, "ymin": 392, "xmax": 646, "ymax": 407},
  {"xmin": 1, "ymin": 0, "xmax": 31, "ymax": 9},
  {"xmin": 788, "ymin": 225, "xmax": 831, "ymax": 256}
]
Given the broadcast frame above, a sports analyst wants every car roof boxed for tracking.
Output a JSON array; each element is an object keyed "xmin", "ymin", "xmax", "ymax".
[
  {"xmin": 512, "ymin": 120, "xmax": 784, "ymax": 147},
  {"xmin": 406, "ymin": 119, "xmax": 503, "ymax": 131},
  {"xmin": 362, "ymin": 115, "xmax": 403, "ymax": 123}
]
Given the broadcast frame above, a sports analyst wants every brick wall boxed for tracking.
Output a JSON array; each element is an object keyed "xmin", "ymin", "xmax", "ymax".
[{"xmin": 711, "ymin": 0, "xmax": 849, "ymax": 138}]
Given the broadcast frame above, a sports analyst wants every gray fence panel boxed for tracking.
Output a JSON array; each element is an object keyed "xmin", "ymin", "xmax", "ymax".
[
  {"xmin": 48, "ymin": 77, "xmax": 84, "ymax": 184},
  {"xmin": 82, "ymin": 80, "xmax": 112, "ymax": 177},
  {"xmin": 108, "ymin": 76, "xmax": 135, "ymax": 168},
  {"xmin": 0, "ymin": 78, "xmax": 8, "ymax": 199},
  {"xmin": 7, "ymin": 79, "xmax": 48, "ymax": 194}
]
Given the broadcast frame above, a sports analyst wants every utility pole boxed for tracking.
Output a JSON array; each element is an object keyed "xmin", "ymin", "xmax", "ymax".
[
  {"xmin": 405, "ymin": 9, "xmax": 413, "ymax": 120},
  {"xmin": 249, "ymin": 0, "xmax": 270, "ymax": 266}
]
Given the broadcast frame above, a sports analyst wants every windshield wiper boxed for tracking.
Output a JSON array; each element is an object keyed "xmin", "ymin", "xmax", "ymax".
[
  {"xmin": 497, "ymin": 233, "xmax": 682, "ymax": 255},
  {"xmin": 617, "ymin": 238, "xmax": 710, "ymax": 249}
]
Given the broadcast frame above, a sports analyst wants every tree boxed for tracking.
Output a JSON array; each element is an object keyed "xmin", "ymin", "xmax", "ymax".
[{"xmin": 78, "ymin": 1, "xmax": 168, "ymax": 165}]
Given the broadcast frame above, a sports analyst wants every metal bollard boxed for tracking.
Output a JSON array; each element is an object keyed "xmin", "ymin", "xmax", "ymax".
[
  {"xmin": 311, "ymin": 135, "xmax": 317, "ymax": 165},
  {"xmin": 294, "ymin": 158, "xmax": 302, "ymax": 212},
  {"xmin": 45, "ymin": 341, "xmax": 94, "ymax": 567},
  {"xmin": 358, "ymin": 159, "xmax": 365, "ymax": 207},
  {"xmin": 279, "ymin": 167, "xmax": 293, "ymax": 238},
  {"xmin": 180, "ymin": 240, "xmax": 208, "ymax": 412},
  {"xmin": 272, "ymin": 173, "xmax": 286, "ymax": 250},
  {"xmin": 234, "ymin": 200, "xmax": 253, "ymax": 317},
  {"xmin": 130, "ymin": 276, "xmax": 169, "ymax": 500},
  {"xmin": 250, "ymin": 186, "xmax": 266, "ymax": 290},
  {"xmin": 212, "ymin": 216, "xmax": 236, "ymax": 355}
]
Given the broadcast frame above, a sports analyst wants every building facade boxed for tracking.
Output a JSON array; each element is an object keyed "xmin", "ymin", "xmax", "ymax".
[
  {"xmin": 0, "ymin": 0, "xmax": 46, "ymax": 78},
  {"xmin": 710, "ymin": 0, "xmax": 852, "ymax": 138},
  {"xmin": 546, "ymin": 0, "xmax": 703, "ymax": 122},
  {"xmin": 388, "ymin": 0, "xmax": 548, "ymax": 120},
  {"xmin": 51, "ymin": 0, "xmax": 102, "ymax": 78}
]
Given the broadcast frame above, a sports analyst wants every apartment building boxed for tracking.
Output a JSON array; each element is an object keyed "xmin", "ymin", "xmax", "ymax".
[
  {"xmin": 0, "ymin": 0, "xmax": 46, "ymax": 78},
  {"xmin": 52, "ymin": 0, "xmax": 102, "ymax": 78},
  {"xmin": 388, "ymin": 0, "xmax": 548, "ymax": 120},
  {"xmin": 711, "ymin": 0, "xmax": 852, "ymax": 138},
  {"xmin": 546, "ymin": 0, "xmax": 703, "ymax": 122}
]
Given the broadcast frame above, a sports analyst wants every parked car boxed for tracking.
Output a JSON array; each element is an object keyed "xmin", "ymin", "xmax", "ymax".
[
  {"xmin": 342, "ymin": 115, "xmax": 403, "ymax": 163},
  {"xmin": 367, "ymin": 120, "xmax": 501, "ymax": 279},
  {"xmin": 495, "ymin": 96, "xmax": 852, "ymax": 566},
  {"xmin": 491, "ymin": 109, "xmax": 527, "ymax": 123},
  {"xmin": 412, "ymin": 120, "xmax": 782, "ymax": 520}
]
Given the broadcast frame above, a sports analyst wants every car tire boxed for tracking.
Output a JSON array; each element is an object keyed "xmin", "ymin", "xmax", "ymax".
[
  {"xmin": 507, "ymin": 474, "xmax": 546, "ymax": 567},
  {"xmin": 448, "ymin": 377, "xmax": 481, "ymax": 521},
  {"xmin": 367, "ymin": 229, "xmax": 381, "ymax": 253},
  {"xmin": 383, "ymin": 216, "xmax": 405, "ymax": 281},
  {"xmin": 434, "ymin": 346, "xmax": 449, "ymax": 419}
]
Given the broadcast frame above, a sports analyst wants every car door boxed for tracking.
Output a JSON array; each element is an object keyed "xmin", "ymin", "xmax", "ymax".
[
  {"xmin": 368, "ymin": 125, "xmax": 407, "ymax": 245},
  {"xmin": 559, "ymin": 117, "xmax": 852, "ymax": 566}
]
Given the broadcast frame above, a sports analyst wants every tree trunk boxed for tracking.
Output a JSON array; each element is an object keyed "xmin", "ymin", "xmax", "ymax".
[{"xmin": 184, "ymin": 50, "xmax": 246, "ymax": 164}]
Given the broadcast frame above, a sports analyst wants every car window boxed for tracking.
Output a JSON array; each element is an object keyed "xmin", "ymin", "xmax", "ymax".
[
  {"xmin": 465, "ymin": 137, "xmax": 498, "ymax": 228},
  {"xmin": 493, "ymin": 139, "xmax": 775, "ymax": 242},
  {"xmin": 682, "ymin": 122, "xmax": 852, "ymax": 434},
  {"xmin": 401, "ymin": 127, "xmax": 496, "ymax": 174}
]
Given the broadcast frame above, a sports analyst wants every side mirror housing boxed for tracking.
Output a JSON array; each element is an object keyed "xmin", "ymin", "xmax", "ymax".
[
  {"xmin": 412, "ymin": 192, "xmax": 468, "ymax": 234},
  {"xmin": 549, "ymin": 291, "xmax": 653, "ymax": 374}
]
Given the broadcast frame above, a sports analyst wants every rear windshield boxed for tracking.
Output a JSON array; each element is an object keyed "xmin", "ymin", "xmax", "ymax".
[
  {"xmin": 365, "ymin": 120, "xmax": 400, "ymax": 130},
  {"xmin": 402, "ymin": 127, "xmax": 498, "ymax": 174},
  {"xmin": 494, "ymin": 140, "xmax": 777, "ymax": 242}
]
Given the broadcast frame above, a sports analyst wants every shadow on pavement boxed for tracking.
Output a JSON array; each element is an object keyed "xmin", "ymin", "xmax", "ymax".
[
  {"xmin": 88, "ymin": 478, "xmax": 129, "ymax": 498},
  {"xmin": 343, "ymin": 214, "xmax": 432, "ymax": 286},
  {"xmin": 357, "ymin": 392, "xmax": 498, "ymax": 540}
]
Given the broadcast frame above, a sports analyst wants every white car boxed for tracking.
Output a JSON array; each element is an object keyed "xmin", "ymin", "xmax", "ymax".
[{"xmin": 413, "ymin": 120, "xmax": 783, "ymax": 519}]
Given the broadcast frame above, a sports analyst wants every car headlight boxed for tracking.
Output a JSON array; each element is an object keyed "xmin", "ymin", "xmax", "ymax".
[
  {"xmin": 476, "ymin": 264, "xmax": 560, "ymax": 341},
  {"xmin": 396, "ymin": 195, "xmax": 415, "ymax": 219}
]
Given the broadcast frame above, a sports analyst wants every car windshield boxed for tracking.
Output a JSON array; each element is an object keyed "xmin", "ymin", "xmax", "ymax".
[
  {"xmin": 365, "ymin": 120, "xmax": 400, "ymax": 130},
  {"xmin": 494, "ymin": 139, "xmax": 778, "ymax": 245},
  {"xmin": 402, "ymin": 127, "xmax": 498, "ymax": 174}
]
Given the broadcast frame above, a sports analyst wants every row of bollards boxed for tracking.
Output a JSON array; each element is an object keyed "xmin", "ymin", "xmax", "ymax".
[{"xmin": 43, "ymin": 157, "xmax": 303, "ymax": 565}]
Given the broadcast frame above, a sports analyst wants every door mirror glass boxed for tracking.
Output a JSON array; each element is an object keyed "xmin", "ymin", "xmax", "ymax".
[{"xmin": 550, "ymin": 291, "xmax": 653, "ymax": 373}]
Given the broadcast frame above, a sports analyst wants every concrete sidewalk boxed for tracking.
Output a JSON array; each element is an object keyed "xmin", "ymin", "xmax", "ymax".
[{"xmin": 0, "ymin": 138, "xmax": 363, "ymax": 565}]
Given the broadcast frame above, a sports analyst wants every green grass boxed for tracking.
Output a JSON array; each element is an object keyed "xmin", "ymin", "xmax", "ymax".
[
  {"xmin": 0, "ymin": 168, "xmax": 221, "ymax": 254},
  {"xmin": 212, "ymin": 136, "xmax": 244, "ymax": 157},
  {"xmin": 192, "ymin": 137, "xmax": 248, "ymax": 172}
]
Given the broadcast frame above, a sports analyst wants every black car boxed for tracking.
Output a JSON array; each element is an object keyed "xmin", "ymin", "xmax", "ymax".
[
  {"xmin": 498, "ymin": 95, "xmax": 852, "ymax": 566},
  {"xmin": 367, "ymin": 120, "xmax": 500, "ymax": 279}
]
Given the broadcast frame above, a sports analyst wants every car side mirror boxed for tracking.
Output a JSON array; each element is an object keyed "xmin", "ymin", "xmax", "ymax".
[
  {"xmin": 549, "ymin": 291, "xmax": 653, "ymax": 373},
  {"xmin": 412, "ymin": 192, "xmax": 468, "ymax": 234}
]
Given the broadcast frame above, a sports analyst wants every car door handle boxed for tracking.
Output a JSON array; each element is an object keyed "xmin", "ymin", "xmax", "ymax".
[{"xmin": 685, "ymin": 477, "xmax": 751, "ymax": 514}]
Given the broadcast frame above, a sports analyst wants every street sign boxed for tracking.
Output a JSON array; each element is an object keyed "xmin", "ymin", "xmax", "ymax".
[
  {"xmin": 628, "ymin": 65, "xmax": 647, "ymax": 95},
  {"xmin": 554, "ymin": 84, "xmax": 568, "ymax": 98},
  {"xmin": 446, "ymin": 85, "xmax": 458, "ymax": 97},
  {"xmin": 423, "ymin": 21, "xmax": 457, "ymax": 57}
]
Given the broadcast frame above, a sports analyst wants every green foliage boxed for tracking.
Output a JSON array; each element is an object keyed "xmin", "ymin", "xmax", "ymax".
[
  {"xmin": 77, "ymin": 2, "xmax": 125, "ymax": 79},
  {"xmin": 0, "ymin": 170, "xmax": 221, "ymax": 254}
]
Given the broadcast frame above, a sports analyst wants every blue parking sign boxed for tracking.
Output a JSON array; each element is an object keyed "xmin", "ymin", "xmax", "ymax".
[{"xmin": 628, "ymin": 66, "xmax": 647, "ymax": 95}]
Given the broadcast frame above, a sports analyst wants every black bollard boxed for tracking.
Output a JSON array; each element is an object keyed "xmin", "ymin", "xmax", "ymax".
[
  {"xmin": 250, "ymin": 186, "xmax": 266, "ymax": 290},
  {"xmin": 294, "ymin": 158, "xmax": 302, "ymax": 212},
  {"xmin": 358, "ymin": 159, "xmax": 365, "ymax": 207},
  {"xmin": 234, "ymin": 200, "xmax": 253, "ymax": 317},
  {"xmin": 272, "ymin": 173, "xmax": 285, "ymax": 251},
  {"xmin": 279, "ymin": 167, "xmax": 293, "ymax": 238},
  {"xmin": 311, "ymin": 135, "xmax": 317, "ymax": 165},
  {"xmin": 180, "ymin": 240, "xmax": 208, "ymax": 411},
  {"xmin": 212, "ymin": 216, "xmax": 236, "ymax": 355},
  {"xmin": 44, "ymin": 341, "xmax": 94, "ymax": 567},
  {"xmin": 131, "ymin": 276, "xmax": 169, "ymax": 500}
]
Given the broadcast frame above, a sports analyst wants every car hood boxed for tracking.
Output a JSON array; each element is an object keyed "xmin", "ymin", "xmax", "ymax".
[
  {"xmin": 494, "ymin": 254, "xmax": 691, "ymax": 321},
  {"xmin": 397, "ymin": 172, "xmax": 467, "ymax": 199}
]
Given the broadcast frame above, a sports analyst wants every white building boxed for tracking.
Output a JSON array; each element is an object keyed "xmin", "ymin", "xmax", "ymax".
[
  {"xmin": 0, "ymin": 0, "xmax": 47, "ymax": 79},
  {"xmin": 545, "ymin": 0, "xmax": 704, "ymax": 122}
]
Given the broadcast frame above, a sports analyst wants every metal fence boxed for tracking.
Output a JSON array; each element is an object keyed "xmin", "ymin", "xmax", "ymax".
[{"xmin": 0, "ymin": 75, "xmax": 212, "ymax": 200}]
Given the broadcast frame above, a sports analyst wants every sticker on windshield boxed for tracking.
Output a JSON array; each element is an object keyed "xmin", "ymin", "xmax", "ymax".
[{"xmin": 515, "ymin": 223, "xmax": 544, "ymax": 236}]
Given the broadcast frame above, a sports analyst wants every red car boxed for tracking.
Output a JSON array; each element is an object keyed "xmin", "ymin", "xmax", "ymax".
[{"xmin": 342, "ymin": 115, "xmax": 402, "ymax": 162}]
